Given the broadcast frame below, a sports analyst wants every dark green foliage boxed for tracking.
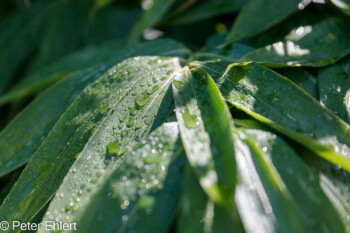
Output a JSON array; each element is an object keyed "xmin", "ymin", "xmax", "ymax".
[{"xmin": 0, "ymin": 0, "xmax": 350, "ymax": 233}]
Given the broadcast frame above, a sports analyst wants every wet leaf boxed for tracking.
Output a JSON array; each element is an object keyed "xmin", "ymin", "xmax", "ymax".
[
  {"xmin": 238, "ymin": 129, "xmax": 346, "ymax": 233},
  {"xmin": 217, "ymin": 63, "xmax": 350, "ymax": 171},
  {"xmin": 276, "ymin": 68, "xmax": 318, "ymax": 99},
  {"xmin": 40, "ymin": 123, "xmax": 185, "ymax": 233},
  {"xmin": 173, "ymin": 67, "xmax": 236, "ymax": 206},
  {"xmin": 0, "ymin": 39, "xmax": 188, "ymax": 178},
  {"xmin": 319, "ymin": 56, "xmax": 350, "ymax": 124},
  {"xmin": 0, "ymin": 56, "xmax": 182, "ymax": 229},
  {"xmin": 0, "ymin": 39, "xmax": 189, "ymax": 105},
  {"xmin": 176, "ymin": 165, "xmax": 244, "ymax": 233}
]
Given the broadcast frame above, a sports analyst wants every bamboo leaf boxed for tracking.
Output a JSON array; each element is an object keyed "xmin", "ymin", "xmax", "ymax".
[
  {"xmin": 239, "ymin": 18, "xmax": 350, "ymax": 67},
  {"xmin": 0, "ymin": 56, "xmax": 182, "ymax": 230},
  {"xmin": 214, "ymin": 62, "xmax": 350, "ymax": 171},
  {"xmin": 304, "ymin": 154, "xmax": 350, "ymax": 232},
  {"xmin": 0, "ymin": 68, "xmax": 105, "ymax": 178},
  {"xmin": 234, "ymin": 129, "xmax": 308, "ymax": 233},
  {"xmin": 0, "ymin": 39, "xmax": 188, "ymax": 178},
  {"xmin": 169, "ymin": 0, "xmax": 245, "ymax": 25},
  {"xmin": 227, "ymin": 0, "xmax": 300, "ymax": 43},
  {"xmin": 40, "ymin": 122, "xmax": 185, "ymax": 233},
  {"xmin": 276, "ymin": 68, "xmax": 318, "ymax": 99},
  {"xmin": 195, "ymin": 37, "xmax": 254, "ymax": 63},
  {"xmin": 0, "ymin": 2, "xmax": 52, "ymax": 93},
  {"xmin": 176, "ymin": 165, "xmax": 244, "ymax": 233},
  {"xmin": 239, "ymin": 129, "xmax": 346, "ymax": 233},
  {"xmin": 319, "ymin": 56, "xmax": 350, "ymax": 124},
  {"xmin": 173, "ymin": 67, "xmax": 236, "ymax": 206},
  {"xmin": 0, "ymin": 39, "xmax": 189, "ymax": 105},
  {"xmin": 129, "ymin": 0, "xmax": 175, "ymax": 43}
]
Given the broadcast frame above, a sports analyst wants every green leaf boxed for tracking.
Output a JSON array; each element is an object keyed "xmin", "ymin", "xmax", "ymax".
[
  {"xmin": 234, "ymin": 129, "xmax": 308, "ymax": 233},
  {"xmin": 176, "ymin": 165, "xmax": 244, "ymax": 233},
  {"xmin": 0, "ymin": 56, "xmax": 182, "ymax": 229},
  {"xmin": 215, "ymin": 62, "xmax": 350, "ymax": 171},
  {"xmin": 240, "ymin": 129, "xmax": 346, "ymax": 233},
  {"xmin": 318, "ymin": 56, "xmax": 350, "ymax": 124},
  {"xmin": 0, "ymin": 39, "xmax": 189, "ymax": 106},
  {"xmin": 239, "ymin": 18, "xmax": 350, "ymax": 67},
  {"xmin": 276, "ymin": 68, "xmax": 318, "ymax": 99},
  {"xmin": 330, "ymin": 0, "xmax": 350, "ymax": 15},
  {"xmin": 304, "ymin": 154, "xmax": 350, "ymax": 232},
  {"xmin": 0, "ymin": 39, "xmax": 188, "ymax": 178},
  {"xmin": 195, "ymin": 37, "xmax": 254, "ymax": 62},
  {"xmin": 129, "ymin": 0, "xmax": 175, "ymax": 43},
  {"xmin": 0, "ymin": 68, "xmax": 105, "ymax": 178},
  {"xmin": 226, "ymin": 0, "xmax": 300, "ymax": 43},
  {"xmin": 250, "ymin": 5, "xmax": 329, "ymax": 48},
  {"xmin": 173, "ymin": 67, "xmax": 236, "ymax": 206},
  {"xmin": 169, "ymin": 0, "xmax": 245, "ymax": 25},
  {"xmin": 0, "ymin": 2, "xmax": 52, "ymax": 93},
  {"xmin": 25, "ymin": 0, "xmax": 92, "ymax": 74},
  {"xmin": 40, "ymin": 122, "xmax": 185, "ymax": 233},
  {"xmin": 94, "ymin": 0, "xmax": 115, "ymax": 9}
]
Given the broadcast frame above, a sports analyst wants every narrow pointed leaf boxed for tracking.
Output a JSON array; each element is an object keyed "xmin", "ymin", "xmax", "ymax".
[
  {"xmin": 41, "ymin": 123, "xmax": 185, "ymax": 233},
  {"xmin": 0, "ymin": 2, "xmax": 52, "ymax": 93},
  {"xmin": 195, "ymin": 39, "xmax": 253, "ymax": 63},
  {"xmin": 169, "ymin": 0, "xmax": 245, "ymax": 25},
  {"xmin": 276, "ymin": 68, "xmax": 318, "ymax": 99},
  {"xmin": 0, "ymin": 39, "xmax": 189, "ymax": 105},
  {"xmin": 176, "ymin": 165, "xmax": 244, "ymax": 233},
  {"xmin": 0, "ymin": 68, "xmax": 105, "ymax": 178},
  {"xmin": 240, "ymin": 129, "xmax": 346, "ymax": 233},
  {"xmin": 129, "ymin": 0, "xmax": 175, "ymax": 43},
  {"xmin": 0, "ymin": 56, "xmax": 182, "ymax": 230},
  {"xmin": 217, "ymin": 63, "xmax": 350, "ymax": 171},
  {"xmin": 173, "ymin": 67, "xmax": 236, "ymax": 206},
  {"xmin": 319, "ymin": 56, "xmax": 350, "ymax": 124},
  {"xmin": 239, "ymin": 18, "xmax": 350, "ymax": 67},
  {"xmin": 226, "ymin": 0, "xmax": 300, "ymax": 43},
  {"xmin": 0, "ymin": 39, "xmax": 188, "ymax": 177},
  {"xmin": 234, "ymin": 130, "xmax": 308, "ymax": 233},
  {"xmin": 304, "ymin": 154, "xmax": 350, "ymax": 232}
]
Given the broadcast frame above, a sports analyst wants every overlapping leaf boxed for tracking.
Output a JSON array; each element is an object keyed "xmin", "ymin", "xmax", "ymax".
[
  {"xmin": 239, "ymin": 18, "xmax": 350, "ymax": 67},
  {"xmin": 176, "ymin": 165, "xmax": 244, "ymax": 233},
  {"xmin": 0, "ymin": 39, "xmax": 189, "ymax": 178},
  {"xmin": 195, "ymin": 34, "xmax": 253, "ymax": 62},
  {"xmin": 234, "ymin": 128, "xmax": 346, "ymax": 233},
  {"xmin": 173, "ymin": 67, "xmax": 236, "ymax": 206},
  {"xmin": 226, "ymin": 0, "xmax": 300, "ymax": 43},
  {"xmin": 0, "ymin": 56, "xmax": 182, "ymax": 231},
  {"xmin": 129, "ymin": 0, "xmax": 175, "ymax": 43},
  {"xmin": 168, "ymin": 0, "xmax": 245, "ymax": 25},
  {"xmin": 200, "ymin": 62, "xmax": 350, "ymax": 171},
  {"xmin": 319, "ymin": 56, "xmax": 350, "ymax": 124},
  {"xmin": 276, "ymin": 68, "xmax": 318, "ymax": 99},
  {"xmin": 0, "ymin": 39, "xmax": 189, "ymax": 105},
  {"xmin": 40, "ymin": 123, "xmax": 185, "ymax": 233},
  {"xmin": 0, "ymin": 1, "xmax": 52, "ymax": 93}
]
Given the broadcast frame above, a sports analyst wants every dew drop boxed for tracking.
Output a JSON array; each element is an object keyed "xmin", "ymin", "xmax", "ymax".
[
  {"xmin": 182, "ymin": 108, "xmax": 200, "ymax": 128},
  {"xmin": 173, "ymin": 80, "xmax": 185, "ymax": 89}
]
